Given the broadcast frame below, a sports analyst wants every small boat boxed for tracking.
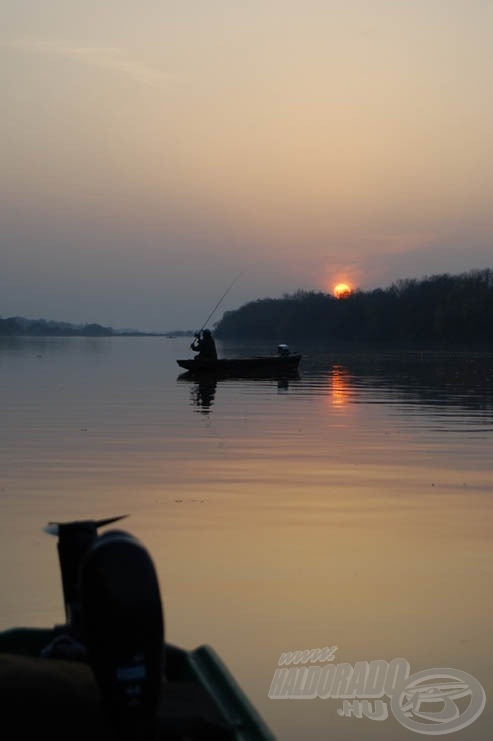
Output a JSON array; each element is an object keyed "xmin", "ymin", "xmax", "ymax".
[
  {"xmin": 177, "ymin": 346, "xmax": 302, "ymax": 377},
  {"xmin": 0, "ymin": 517, "xmax": 275, "ymax": 740},
  {"xmin": 0, "ymin": 627, "xmax": 274, "ymax": 740}
]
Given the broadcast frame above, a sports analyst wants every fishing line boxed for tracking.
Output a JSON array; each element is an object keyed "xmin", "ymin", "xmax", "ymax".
[{"xmin": 198, "ymin": 271, "xmax": 245, "ymax": 333}]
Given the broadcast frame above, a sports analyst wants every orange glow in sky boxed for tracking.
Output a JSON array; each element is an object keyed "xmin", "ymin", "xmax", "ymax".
[{"xmin": 2, "ymin": 3, "xmax": 493, "ymax": 331}]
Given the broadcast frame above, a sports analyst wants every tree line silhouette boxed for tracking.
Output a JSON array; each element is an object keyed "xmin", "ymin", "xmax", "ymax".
[
  {"xmin": 0, "ymin": 317, "xmax": 116, "ymax": 337},
  {"xmin": 3, "ymin": 269, "xmax": 492, "ymax": 342},
  {"xmin": 214, "ymin": 269, "xmax": 493, "ymax": 343}
]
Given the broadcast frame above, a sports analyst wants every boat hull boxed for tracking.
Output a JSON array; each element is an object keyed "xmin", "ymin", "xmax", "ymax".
[
  {"xmin": 177, "ymin": 353, "xmax": 302, "ymax": 377},
  {"xmin": 0, "ymin": 627, "xmax": 275, "ymax": 740}
]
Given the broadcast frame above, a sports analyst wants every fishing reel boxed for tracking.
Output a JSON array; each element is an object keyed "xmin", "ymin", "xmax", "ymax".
[{"xmin": 44, "ymin": 515, "xmax": 164, "ymax": 738}]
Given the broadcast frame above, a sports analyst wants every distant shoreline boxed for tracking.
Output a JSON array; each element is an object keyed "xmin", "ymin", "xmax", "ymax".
[
  {"xmin": 0, "ymin": 316, "xmax": 194, "ymax": 338},
  {"xmin": 3, "ymin": 269, "xmax": 492, "ymax": 343}
]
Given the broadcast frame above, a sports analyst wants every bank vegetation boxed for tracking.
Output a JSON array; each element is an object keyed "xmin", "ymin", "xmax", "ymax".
[{"xmin": 214, "ymin": 269, "xmax": 493, "ymax": 344}]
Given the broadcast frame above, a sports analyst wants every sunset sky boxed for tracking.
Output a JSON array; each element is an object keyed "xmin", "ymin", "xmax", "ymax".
[{"xmin": 2, "ymin": 1, "xmax": 493, "ymax": 331}]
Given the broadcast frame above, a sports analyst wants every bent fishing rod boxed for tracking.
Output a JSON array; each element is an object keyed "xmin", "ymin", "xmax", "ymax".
[{"xmin": 197, "ymin": 271, "xmax": 244, "ymax": 334}]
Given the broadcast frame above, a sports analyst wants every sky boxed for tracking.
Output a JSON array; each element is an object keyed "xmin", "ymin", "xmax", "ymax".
[{"xmin": 2, "ymin": 1, "xmax": 493, "ymax": 331}]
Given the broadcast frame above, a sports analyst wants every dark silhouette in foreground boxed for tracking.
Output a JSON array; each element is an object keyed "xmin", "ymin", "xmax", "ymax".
[{"xmin": 0, "ymin": 516, "xmax": 274, "ymax": 740}]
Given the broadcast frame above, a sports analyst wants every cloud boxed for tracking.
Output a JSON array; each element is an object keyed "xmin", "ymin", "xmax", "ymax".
[{"xmin": 7, "ymin": 39, "xmax": 172, "ymax": 88}]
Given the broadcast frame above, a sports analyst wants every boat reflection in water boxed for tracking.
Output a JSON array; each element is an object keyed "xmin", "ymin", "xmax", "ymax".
[
  {"xmin": 177, "ymin": 342, "xmax": 302, "ymax": 413},
  {"xmin": 187, "ymin": 375, "xmax": 218, "ymax": 414},
  {"xmin": 178, "ymin": 370, "xmax": 300, "ymax": 414}
]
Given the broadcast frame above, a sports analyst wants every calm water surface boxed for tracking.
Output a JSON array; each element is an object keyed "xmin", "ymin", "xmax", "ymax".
[{"xmin": 1, "ymin": 336, "xmax": 492, "ymax": 739}]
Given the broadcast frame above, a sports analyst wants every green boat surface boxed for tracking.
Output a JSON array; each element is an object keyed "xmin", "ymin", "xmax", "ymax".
[
  {"xmin": 0, "ymin": 627, "xmax": 275, "ymax": 740},
  {"xmin": 0, "ymin": 517, "xmax": 275, "ymax": 740}
]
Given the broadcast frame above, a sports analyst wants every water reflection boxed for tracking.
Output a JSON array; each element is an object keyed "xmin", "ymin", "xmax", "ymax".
[
  {"xmin": 329, "ymin": 365, "xmax": 351, "ymax": 407},
  {"xmin": 2, "ymin": 338, "xmax": 493, "ymax": 740},
  {"xmin": 301, "ymin": 347, "xmax": 493, "ymax": 417},
  {"xmin": 190, "ymin": 377, "xmax": 217, "ymax": 414},
  {"xmin": 276, "ymin": 377, "xmax": 291, "ymax": 394},
  {"xmin": 177, "ymin": 372, "xmax": 299, "ymax": 413},
  {"xmin": 177, "ymin": 347, "xmax": 493, "ymax": 421}
]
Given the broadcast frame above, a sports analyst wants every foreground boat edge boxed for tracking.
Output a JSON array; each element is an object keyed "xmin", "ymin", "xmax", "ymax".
[{"xmin": 0, "ymin": 627, "xmax": 276, "ymax": 740}]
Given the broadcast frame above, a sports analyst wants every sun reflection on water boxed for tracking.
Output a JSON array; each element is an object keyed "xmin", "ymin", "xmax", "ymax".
[{"xmin": 330, "ymin": 365, "xmax": 351, "ymax": 407}]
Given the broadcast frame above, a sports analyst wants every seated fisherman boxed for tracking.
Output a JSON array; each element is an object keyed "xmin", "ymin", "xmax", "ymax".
[{"xmin": 190, "ymin": 329, "xmax": 217, "ymax": 360}]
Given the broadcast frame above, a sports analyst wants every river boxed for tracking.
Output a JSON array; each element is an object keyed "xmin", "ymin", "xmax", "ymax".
[{"xmin": 0, "ymin": 336, "xmax": 491, "ymax": 739}]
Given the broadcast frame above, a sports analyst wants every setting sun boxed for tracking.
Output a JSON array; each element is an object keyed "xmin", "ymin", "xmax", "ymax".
[{"xmin": 333, "ymin": 283, "xmax": 352, "ymax": 299}]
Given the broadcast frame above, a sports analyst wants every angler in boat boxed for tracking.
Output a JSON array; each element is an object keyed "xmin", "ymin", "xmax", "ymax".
[
  {"xmin": 190, "ymin": 328, "xmax": 217, "ymax": 360},
  {"xmin": 177, "ymin": 342, "xmax": 302, "ymax": 376}
]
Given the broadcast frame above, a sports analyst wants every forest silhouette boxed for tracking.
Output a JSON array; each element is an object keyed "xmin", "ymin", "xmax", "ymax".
[
  {"xmin": 214, "ymin": 269, "xmax": 493, "ymax": 343},
  {"xmin": 0, "ymin": 318, "xmax": 118, "ymax": 337},
  {"xmin": 2, "ymin": 269, "xmax": 492, "ymax": 342}
]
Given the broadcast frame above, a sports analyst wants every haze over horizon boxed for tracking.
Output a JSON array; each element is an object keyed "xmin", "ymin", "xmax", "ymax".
[{"xmin": 2, "ymin": 2, "xmax": 493, "ymax": 332}]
